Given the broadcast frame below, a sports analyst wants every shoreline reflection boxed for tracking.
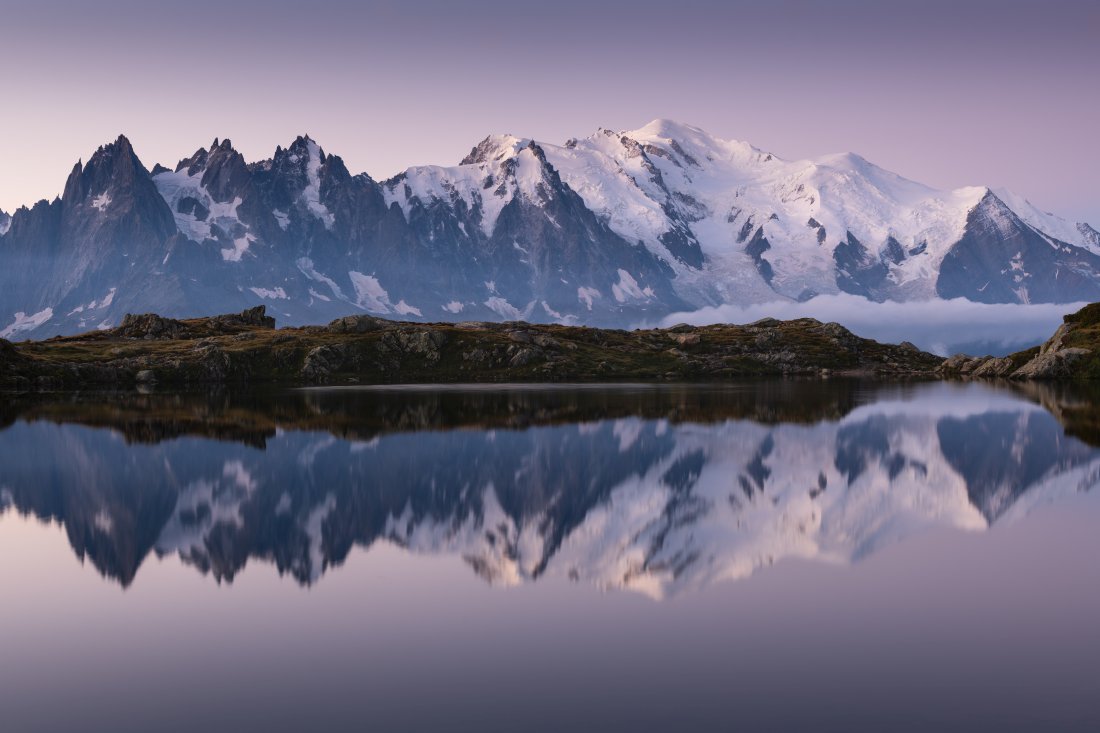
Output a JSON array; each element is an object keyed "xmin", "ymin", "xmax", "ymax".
[{"xmin": 1, "ymin": 381, "xmax": 1098, "ymax": 597}]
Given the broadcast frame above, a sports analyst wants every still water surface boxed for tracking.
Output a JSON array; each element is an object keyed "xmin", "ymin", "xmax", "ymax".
[{"xmin": 1, "ymin": 381, "xmax": 1098, "ymax": 732}]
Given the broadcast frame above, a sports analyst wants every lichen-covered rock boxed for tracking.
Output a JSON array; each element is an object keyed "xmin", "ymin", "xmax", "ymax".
[
  {"xmin": 116, "ymin": 306, "xmax": 274, "ymax": 340},
  {"xmin": 669, "ymin": 333, "xmax": 701, "ymax": 346},
  {"xmin": 969, "ymin": 357, "xmax": 1015, "ymax": 378},
  {"xmin": 378, "ymin": 329, "xmax": 447, "ymax": 362},
  {"xmin": 302, "ymin": 344, "xmax": 349, "ymax": 382},
  {"xmin": 1012, "ymin": 348, "xmax": 1090, "ymax": 379},
  {"xmin": 938, "ymin": 303, "xmax": 1099, "ymax": 381},
  {"xmin": 193, "ymin": 345, "xmax": 232, "ymax": 381},
  {"xmin": 939, "ymin": 354, "xmax": 988, "ymax": 376},
  {"xmin": 532, "ymin": 335, "xmax": 560, "ymax": 350},
  {"xmin": 209, "ymin": 306, "xmax": 275, "ymax": 331},
  {"xmin": 462, "ymin": 347, "xmax": 490, "ymax": 364},
  {"xmin": 328, "ymin": 315, "xmax": 386, "ymax": 334},
  {"xmin": 508, "ymin": 346, "xmax": 545, "ymax": 367},
  {"xmin": 117, "ymin": 313, "xmax": 188, "ymax": 340}
]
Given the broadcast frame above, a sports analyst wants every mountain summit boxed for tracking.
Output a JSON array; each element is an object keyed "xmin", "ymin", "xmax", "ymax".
[{"xmin": 2, "ymin": 121, "xmax": 1098, "ymax": 338}]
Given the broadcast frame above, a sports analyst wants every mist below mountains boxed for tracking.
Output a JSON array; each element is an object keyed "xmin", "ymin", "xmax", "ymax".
[{"xmin": 657, "ymin": 295, "xmax": 1083, "ymax": 356}]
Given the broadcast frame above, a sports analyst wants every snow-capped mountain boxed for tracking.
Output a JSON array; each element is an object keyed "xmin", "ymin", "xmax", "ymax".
[
  {"xmin": 1, "ymin": 384, "xmax": 1097, "ymax": 594},
  {"xmin": 2, "ymin": 121, "xmax": 1098, "ymax": 338}
]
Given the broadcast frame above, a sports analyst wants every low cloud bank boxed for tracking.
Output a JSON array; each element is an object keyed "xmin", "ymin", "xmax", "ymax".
[{"xmin": 654, "ymin": 295, "xmax": 1086, "ymax": 356}]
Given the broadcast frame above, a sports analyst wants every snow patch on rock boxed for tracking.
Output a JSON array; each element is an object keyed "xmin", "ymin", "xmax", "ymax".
[
  {"xmin": 153, "ymin": 168, "xmax": 247, "ymax": 244},
  {"xmin": 300, "ymin": 139, "xmax": 335, "ymax": 230},
  {"xmin": 1, "ymin": 307, "xmax": 53, "ymax": 338},
  {"xmin": 221, "ymin": 233, "xmax": 255, "ymax": 262},
  {"xmin": 297, "ymin": 258, "xmax": 345, "ymax": 300},
  {"xmin": 394, "ymin": 300, "xmax": 422, "ymax": 317},
  {"xmin": 611, "ymin": 270, "xmax": 654, "ymax": 302},
  {"xmin": 349, "ymin": 271, "xmax": 392, "ymax": 314},
  {"xmin": 577, "ymin": 286, "xmax": 601, "ymax": 311},
  {"xmin": 91, "ymin": 192, "xmax": 112, "ymax": 212},
  {"xmin": 484, "ymin": 296, "xmax": 530, "ymax": 321},
  {"xmin": 250, "ymin": 287, "xmax": 288, "ymax": 300}
]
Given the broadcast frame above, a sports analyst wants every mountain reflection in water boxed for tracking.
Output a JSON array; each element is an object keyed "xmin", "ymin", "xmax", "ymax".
[{"xmin": 1, "ymin": 381, "xmax": 1098, "ymax": 597}]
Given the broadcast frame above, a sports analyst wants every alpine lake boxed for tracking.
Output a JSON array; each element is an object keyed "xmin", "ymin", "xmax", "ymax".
[{"xmin": 2, "ymin": 380, "xmax": 1099, "ymax": 732}]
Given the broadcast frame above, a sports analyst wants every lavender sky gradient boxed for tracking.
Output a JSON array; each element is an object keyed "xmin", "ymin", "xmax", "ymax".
[{"xmin": 2, "ymin": 0, "xmax": 1097, "ymax": 223}]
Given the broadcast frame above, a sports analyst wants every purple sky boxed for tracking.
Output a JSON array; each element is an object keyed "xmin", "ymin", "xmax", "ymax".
[{"xmin": 2, "ymin": 0, "xmax": 1097, "ymax": 224}]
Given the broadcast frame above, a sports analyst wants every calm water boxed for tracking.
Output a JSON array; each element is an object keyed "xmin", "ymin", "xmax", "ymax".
[{"xmin": 1, "ymin": 381, "xmax": 1099, "ymax": 732}]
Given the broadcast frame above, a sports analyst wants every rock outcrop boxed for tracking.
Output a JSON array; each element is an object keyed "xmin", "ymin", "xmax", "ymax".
[
  {"xmin": 941, "ymin": 302, "xmax": 1099, "ymax": 380},
  {"xmin": 116, "ymin": 313, "xmax": 189, "ymax": 340},
  {"xmin": 115, "ymin": 306, "xmax": 274, "ymax": 340}
]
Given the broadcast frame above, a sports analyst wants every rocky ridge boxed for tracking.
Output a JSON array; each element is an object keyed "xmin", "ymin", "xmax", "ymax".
[
  {"xmin": 0, "ymin": 306, "xmax": 942, "ymax": 389},
  {"xmin": 4, "ymin": 302, "xmax": 1100, "ymax": 390}
]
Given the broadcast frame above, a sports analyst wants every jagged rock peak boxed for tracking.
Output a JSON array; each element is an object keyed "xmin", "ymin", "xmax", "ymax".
[
  {"xmin": 460, "ymin": 134, "xmax": 526, "ymax": 166},
  {"xmin": 87, "ymin": 134, "xmax": 136, "ymax": 161},
  {"xmin": 111, "ymin": 133, "xmax": 134, "ymax": 150},
  {"xmin": 1078, "ymin": 222, "xmax": 1100, "ymax": 247},
  {"xmin": 174, "ymin": 136, "xmax": 244, "ymax": 176},
  {"xmin": 288, "ymin": 134, "xmax": 321, "ymax": 154},
  {"xmin": 85, "ymin": 134, "xmax": 146, "ymax": 172},
  {"xmin": 60, "ymin": 134, "xmax": 155, "ymax": 207}
]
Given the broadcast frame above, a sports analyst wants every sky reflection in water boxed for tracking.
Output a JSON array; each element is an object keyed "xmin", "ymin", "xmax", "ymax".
[{"xmin": 1, "ymin": 381, "xmax": 1098, "ymax": 732}]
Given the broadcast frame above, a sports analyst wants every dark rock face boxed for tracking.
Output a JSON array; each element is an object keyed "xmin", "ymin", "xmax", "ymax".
[
  {"xmin": 937, "ymin": 192, "xmax": 1100, "ymax": 304},
  {"xmin": 834, "ymin": 232, "xmax": 889, "ymax": 300},
  {"xmin": 882, "ymin": 236, "xmax": 906, "ymax": 265},
  {"xmin": 0, "ymin": 135, "xmax": 184, "ymax": 336},
  {"xmin": 807, "ymin": 218, "xmax": 827, "ymax": 245},
  {"xmin": 745, "ymin": 227, "xmax": 775, "ymax": 284}
]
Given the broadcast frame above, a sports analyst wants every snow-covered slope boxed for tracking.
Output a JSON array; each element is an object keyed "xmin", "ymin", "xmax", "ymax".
[
  {"xmin": 2, "ymin": 122, "xmax": 1098, "ymax": 338},
  {"xmin": 540, "ymin": 120, "xmax": 1094, "ymax": 304}
]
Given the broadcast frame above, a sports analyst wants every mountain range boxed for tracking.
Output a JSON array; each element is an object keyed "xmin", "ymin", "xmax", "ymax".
[{"xmin": 2, "ymin": 120, "xmax": 1099, "ymax": 338}]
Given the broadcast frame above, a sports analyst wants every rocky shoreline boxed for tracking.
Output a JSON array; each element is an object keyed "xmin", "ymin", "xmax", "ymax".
[
  {"xmin": 938, "ymin": 303, "xmax": 1100, "ymax": 380},
  {"xmin": 1, "ymin": 303, "xmax": 1096, "ymax": 390}
]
